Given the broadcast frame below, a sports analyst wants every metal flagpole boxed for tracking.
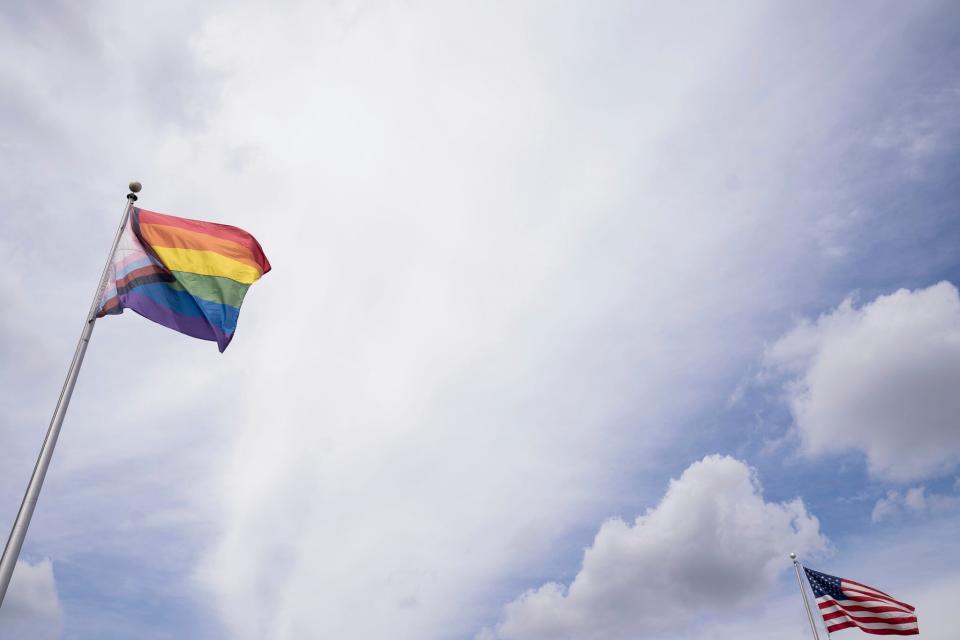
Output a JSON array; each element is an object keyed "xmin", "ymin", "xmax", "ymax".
[
  {"xmin": 0, "ymin": 182, "xmax": 142, "ymax": 607},
  {"xmin": 791, "ymin": 552, "xmax": 823, "ymax": 640}
]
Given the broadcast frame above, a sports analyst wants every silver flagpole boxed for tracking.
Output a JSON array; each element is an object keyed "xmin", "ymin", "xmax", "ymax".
[
  {"xmin": 791, "ymin": 552, "xmax": 823, "ymax": 640},
  {"xmin": 0, "ymin": 182, "xmax": 141, "ymax": 607}
]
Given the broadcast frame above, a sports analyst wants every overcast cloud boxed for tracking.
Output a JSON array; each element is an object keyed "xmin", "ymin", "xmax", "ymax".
[{"xmin": 1, "ymin": 2, "xmax": 959, "ymax": 639}]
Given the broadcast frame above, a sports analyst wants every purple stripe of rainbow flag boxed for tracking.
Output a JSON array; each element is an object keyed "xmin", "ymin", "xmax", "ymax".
[{"xmin": 97, "ymin": 207, "xmax": 270, "ymax": 351}]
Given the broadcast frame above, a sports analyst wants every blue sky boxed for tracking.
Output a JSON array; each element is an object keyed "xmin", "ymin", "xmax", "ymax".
[{"xmin": 1, "ymin": 2, "xmax": 959, "ymax": 639}]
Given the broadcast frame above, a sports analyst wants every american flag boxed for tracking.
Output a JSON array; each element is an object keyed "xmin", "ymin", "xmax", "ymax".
[{"xmin": 804, "ymin": 567, "xmax": 918, "ymax": 636}]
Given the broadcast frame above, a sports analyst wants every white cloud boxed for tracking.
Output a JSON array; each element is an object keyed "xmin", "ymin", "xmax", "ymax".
[
  {"xmin": 0, "ymin": 559, "xmax": 63, "ymax": 640},
  {"xmin": 481, "ymin": 455, "xmax": 827, "ymax": 640},
  {"xmin": 0, "ymin": 2, "xmax": 956, "ymax": 638},
  {"xmin": 872, "ymin": 486, "xmax": 960, "ymax": 523},
  {"xmin": 184, "ymin": 3, "xmax": 875, "ymax": 635},
  {"xmin": 767, "ymin": 282, "xmax": 960, "ymax": 481}
]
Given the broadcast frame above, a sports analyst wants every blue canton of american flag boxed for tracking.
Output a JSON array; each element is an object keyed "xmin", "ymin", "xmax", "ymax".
[{"xmin": 804, "ymin": 567, "xmax": 918, "ymax": 636}]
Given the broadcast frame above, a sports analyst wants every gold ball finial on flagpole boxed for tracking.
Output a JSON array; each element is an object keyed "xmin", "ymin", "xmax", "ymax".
[{"xmin": 127, "ymin": 181, "xmax": 142, "ymax": 202}]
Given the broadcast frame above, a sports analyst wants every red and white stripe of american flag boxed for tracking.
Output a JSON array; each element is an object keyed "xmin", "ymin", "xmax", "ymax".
[{"xmin": 816, "ymin": 578, "xmax": 918, "ymax": 636}]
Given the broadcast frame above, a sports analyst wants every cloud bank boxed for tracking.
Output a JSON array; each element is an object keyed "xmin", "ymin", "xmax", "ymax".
[
  {"xmin": 767, "ymin": 282, "xmax": 960, "ymax": 481},
  {"xmin": 482, "ymin": 455, "xmax": 827, "ymax": 640},
  {"xmin": 1, "ymin": 1, "xmax": 958, "ymax": 638}
]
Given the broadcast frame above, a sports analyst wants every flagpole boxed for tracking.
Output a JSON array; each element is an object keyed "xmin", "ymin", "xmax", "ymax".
[
  {"xmin": 0, "ymin": 182, "xmax": 141, "ymax": 607},
  {"xmin": 791, "ymin": 553, "xmax": 823, "ymax": 640}
]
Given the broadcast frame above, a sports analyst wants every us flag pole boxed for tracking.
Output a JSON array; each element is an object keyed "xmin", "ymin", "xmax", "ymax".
[
  {"xmin": 791, "ymin": 553, "xmax": 822, "ymax": 640},
  {"xmin": 0, "ymin": 182, "xmax": 140, "ymax": 607}
]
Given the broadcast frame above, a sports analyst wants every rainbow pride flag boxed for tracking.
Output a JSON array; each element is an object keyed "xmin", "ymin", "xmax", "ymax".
[{"xmin": 96, "ymin": 208, "xmax": 270, "ymax": 351}]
